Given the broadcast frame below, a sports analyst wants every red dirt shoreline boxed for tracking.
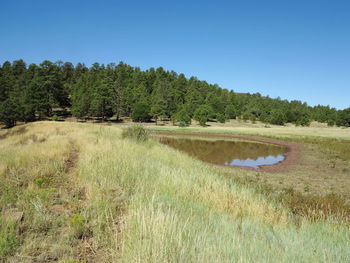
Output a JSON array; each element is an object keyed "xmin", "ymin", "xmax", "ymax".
[{"xmin": 151, "ymin": 131, "xmax": 302, "ymax": 173}]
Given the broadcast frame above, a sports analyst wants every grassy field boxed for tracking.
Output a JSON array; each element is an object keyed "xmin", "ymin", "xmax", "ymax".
[
  {"xmin": 147, "ymin": 121, "xmax": 350, "ymax": 196},
  {"xmin": 0, "ymin": 121, "xmax": 350, "ymax": 262}
]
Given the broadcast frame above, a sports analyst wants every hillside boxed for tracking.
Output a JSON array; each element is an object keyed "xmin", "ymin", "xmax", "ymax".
[
  {"xmin": 1, "ymin": 60, "xmax": 350, "ymax": 129},
  {"xmin": 1, "ymin": 122, "xmax": 349, "ymax": 262}
]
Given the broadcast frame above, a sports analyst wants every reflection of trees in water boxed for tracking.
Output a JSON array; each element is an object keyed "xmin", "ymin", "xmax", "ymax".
[{"xmin": 158, "ymin": 137, "xmax": 286, "ymax": 165}]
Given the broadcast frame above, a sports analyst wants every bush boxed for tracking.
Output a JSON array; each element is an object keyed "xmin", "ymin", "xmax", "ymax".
[
  {"xmin": 224, "ymin": 105, "xmax": 236, "ymax": 119},
  {"xmin": 327, "ymin": 119, "xmax": 335, "ymax": 126},
  {"xmin": 69, "ymin": 213, "xmax": 88, "ymax": 239},
  {"xmin": 121, "ymin": 124, "xmax": 149, "ymax": 142},
  {"xmin": 35, "ymin": 176, "xmax": 50, "ymax": 188},
  {"xmin": 194, "ymin": 105, "xmax": 214, "ymax": 126},
  {"xmin": 131, "ymin": 102, "xmax": 151, "ymax": 122},
  {"xmin": 52, "ymin": 114, "xmax": 58, "ymax": 121},
  {"xmin": 178, "ymin": 121, "xmax": 187, "ymax": 127},
  {"xmin": 242, "ymin": 112, "xmax": 250, "ymax": 122},
  {"xmin": 269, "ymin": 110, "xmax": 286, "ymax": 125},
  {"xmin": 259, "ymin": 112, "xmax": 268, "ymax": 123},
  {"xmin": 249, "ymin": 115, "xmax": 256, "ymax": 124},
  {"xmin": 217, "ymin": 113, "xmax": 226, "ymax": 123},
  {"xmin": 296, "ymin": 115, "xmax": 311, "ymax": 127},
  {"xmin": 176, "ymin": 109, "xmax": 191, "ymax": 126}
]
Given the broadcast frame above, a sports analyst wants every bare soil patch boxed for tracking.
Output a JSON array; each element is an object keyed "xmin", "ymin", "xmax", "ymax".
[{"xmin": 65, "ymin": 141, "xmax": 79, "ymax": 173}]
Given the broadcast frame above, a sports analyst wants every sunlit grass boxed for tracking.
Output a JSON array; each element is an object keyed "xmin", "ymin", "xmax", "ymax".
[
  {"xmin": 145, "ymin": 120, "xmax": 350, "ymax": 141},
  {"xmin": 0, "ymin": 122, "xmax": 349, "ymax": 262}
]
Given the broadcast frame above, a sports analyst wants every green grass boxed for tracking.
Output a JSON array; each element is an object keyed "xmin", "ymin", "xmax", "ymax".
[{"xmin": 0, "ymin": 122, "xmax": 350, "ymax": 262}]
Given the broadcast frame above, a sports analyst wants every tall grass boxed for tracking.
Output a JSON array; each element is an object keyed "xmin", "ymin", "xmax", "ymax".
[{"xmin": 0, "ymin": 122, "xmax": 349, "ymax": 262}]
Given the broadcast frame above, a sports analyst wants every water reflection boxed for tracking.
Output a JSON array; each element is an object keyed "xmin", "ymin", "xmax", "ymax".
[{"xmin": 157, "ymin": 136, "xmax": 286, "ymax": 169}]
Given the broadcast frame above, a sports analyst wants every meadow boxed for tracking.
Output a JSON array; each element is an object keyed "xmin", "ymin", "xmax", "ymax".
[{"xmin": 0, "ymin": 121, "xmax": 349, "ymax": 262}]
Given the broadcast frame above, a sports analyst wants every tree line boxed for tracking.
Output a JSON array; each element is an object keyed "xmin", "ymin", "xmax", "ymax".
[{"xmin": 0, "ymin": 59, "xmax": 349, "ymax": 128}]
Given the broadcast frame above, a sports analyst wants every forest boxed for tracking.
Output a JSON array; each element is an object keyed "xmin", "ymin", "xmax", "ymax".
[{"xmin": 0, "ymin": 59, "xmax": 349, "ymax": 128}]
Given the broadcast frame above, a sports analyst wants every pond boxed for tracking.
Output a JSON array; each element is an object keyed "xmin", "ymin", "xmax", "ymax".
[{"xmin": 157, "ymin": 136, "xmax": 287, "ymax": 169}]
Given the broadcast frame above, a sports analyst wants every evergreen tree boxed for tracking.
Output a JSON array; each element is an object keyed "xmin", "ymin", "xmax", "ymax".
[
  {"xmin": 90, "ymin": 81, "xmax": 114, "ymax": 121},
  {"xmin": 0, "ymin": 98, "xmax": 20, "ymax": 128},
  {"xmin": 71, "ymin": 74, "xmax": 92, "ymax": 118},
  {"xmin": 0, "ymin": 61, "xmax": 13, "ymax": 103},
  {"xmin": 24, "ymin": 77, "xmax": 51, "ymax": 120},
  {"xmin": 150, "ymin": 98, "xmax": 166, "ymax": 125},
  {"xmin": 1, "ymin": 59, "xmax": 349, "ymax": 128},
  {"xmin": 194, "ymin": 105, "xmax": 214, "ymax": 126},
  {"xmin": 176, "ymin": 108, "xmax": 191, "ymax": 126},
  {"xmin": 217, "ymin": 113, "xmax": 226, "ymax": 123},
  {"xmin": 225, "ymin": 105, "xmax": 236, "ymax": 119},
  {"xmin": 269, "ymin": 110, "xmax": 287, "ymax": 125},
  {"xmin": 131, "ymin": 102, "xmax": 151, "ymax": 122}
]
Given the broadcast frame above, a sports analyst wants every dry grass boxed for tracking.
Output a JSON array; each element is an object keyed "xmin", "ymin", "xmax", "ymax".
[{"xmin": 0, "ymin": 122, "xmax": 349, "ymax": 262}]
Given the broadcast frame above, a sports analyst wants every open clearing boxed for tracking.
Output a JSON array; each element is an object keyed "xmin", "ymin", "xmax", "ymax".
[{"xmin": 0, "ymin": 121, "xmax": 350, "ymax": 262}]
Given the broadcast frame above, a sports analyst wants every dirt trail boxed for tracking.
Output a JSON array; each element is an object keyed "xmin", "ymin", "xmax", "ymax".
[
  {"xmin": 65, "ymin": 140, "xmax": 80, "ymax": 173},
  {"xmin": 152, "ymin": 131, "xmax": 301, "ymax": 173}
]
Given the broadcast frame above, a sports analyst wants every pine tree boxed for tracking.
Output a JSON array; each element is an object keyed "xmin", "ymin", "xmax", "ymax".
[
  {"xmin": 0, "ymin": 98, "xmax": 20, "ymax": 128},
  {"xmin": 176, "ymin": 108, "xmax": 191, "ymax": 126},
  {"xmin": 131, "ymin": 102, "xmax": 151, "ymax": 122},
  {"xmin": 194, "ymin": 105, "xmax": 214, "ymax": 126},
  {"xmin": 90, "ymin": 80, "xmax": 114, "ymax": 121},
  {"xmin": 24, "ymin": 77, "xmax": 51, "ymax": 120}
]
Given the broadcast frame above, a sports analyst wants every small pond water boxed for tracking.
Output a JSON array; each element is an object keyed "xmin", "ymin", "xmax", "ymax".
[{"xmin": 157, "ymin": 136, "xmax": 286, "ymax": 169}]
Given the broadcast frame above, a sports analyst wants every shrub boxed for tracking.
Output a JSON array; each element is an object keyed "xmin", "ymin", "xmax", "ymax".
[
  {"xmin": 69, "ymin": 213, "xmax": 87, "ymax": 239},
  {"xmin": 121, "ymin": 124, "xmax": 149, "ymax": 142},
  {"xmin": 35, "ymin": 176, "xmax": 50, "ymax": 188},
  {"xmin": 176, "ymin": 109, "xmax": 191, "ymax": 126},
  {"xmin": 224, "ymin": 105, "xmax": 236, "ymax": 119},
  {"xmin": 242, "ymin": 112, "xmax": 250, "ymax": 122},
  {"xmin": 194, "ymin": 105, "xmax": 214, "ymax": 126},
  {"xmin": 327, "ymin": 119, "xmax": 335, "ymax": 126},
  {"xmin": 52, "ymin": 114, "xmax": 58, "ymax": 121},
  {"xmin": 259, "ymin": 112, "xmax": 269, "ymax": 123},
  {"xmin": 249, "ymin": 115, "xmax": 256, "ymax": 124},
  {"xmin": 296, "ymin": 115, "xmax": 310, "ymax": 127},
  {"xmin": 217, "ymin": 113, "xmax": 226, "ymax": 123},
  {"xmin": 178, "ymin": 121, "xmax": 187, "ymax": 127},
  {"xmin": 269, "ymin": 110, "xmax": 287, "ymax": 125}
]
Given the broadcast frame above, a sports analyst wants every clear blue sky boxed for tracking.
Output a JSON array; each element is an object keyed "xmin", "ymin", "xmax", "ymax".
[{"xmin": 1, "ymin": 0, "xmax": 349, "ymax": 109}]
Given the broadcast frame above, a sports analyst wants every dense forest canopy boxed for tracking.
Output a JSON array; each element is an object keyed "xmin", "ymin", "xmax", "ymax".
[{"xmin": 0, "ymin": 59, "xmax": 349, "ymax": 128}]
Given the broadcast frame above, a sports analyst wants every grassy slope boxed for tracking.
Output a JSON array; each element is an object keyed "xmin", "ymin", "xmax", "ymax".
[{"xmin": 0, "ymin": 122, "xmax": 349, "ymax": 262}]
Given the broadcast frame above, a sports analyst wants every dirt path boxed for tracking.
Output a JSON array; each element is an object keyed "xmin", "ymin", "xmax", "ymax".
[
  {"xmin": 65, "ymin": 140, "xmax": 80, "ymax": 173},
  {"xmin": 152, "ymin": 131, "xmax": 302, "ymax": 173}
]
